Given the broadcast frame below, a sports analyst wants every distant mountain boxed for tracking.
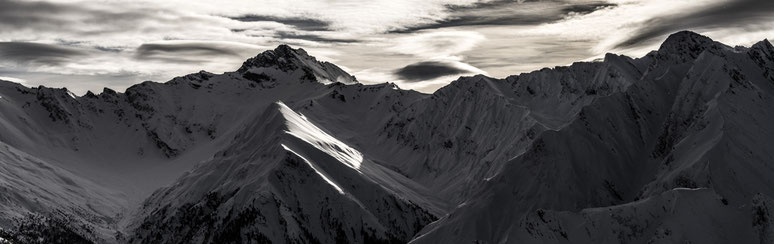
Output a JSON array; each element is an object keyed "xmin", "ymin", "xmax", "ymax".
[
  {"xmin": 0, "ymin": 31, "xmax": 773, "ymax": 243},
  {"xmin": 411, "ymin": 31, "xmax": 774, "ymax": 244}
]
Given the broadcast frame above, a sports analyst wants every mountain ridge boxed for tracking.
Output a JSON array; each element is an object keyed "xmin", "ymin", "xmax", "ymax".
[{"xmin": 1, "ymin": 30, "xmax": 774, "ymax": 243}]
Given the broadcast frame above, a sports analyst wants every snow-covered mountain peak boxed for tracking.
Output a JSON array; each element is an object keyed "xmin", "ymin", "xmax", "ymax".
[
  {"xmin": 237, "ymin": 45, "xmax": 299, "ymax": 71},
  {"xmin": 748, "ymin": 38, "xmax": 774, "ymax": 81},
  {"xmin": 237, "ymin": 44, "xmax": 358, "ymax": 85},
  {"xmin": 656, "ymin": 30, "xmax": 729, "ymax": 62},
  {"xmin": 751, "ymin": 38, "xmax": 774, "ymax": 54},
  {"xmin": 659, "ymin": 31, "xmax": 714, "ymax": 50}
]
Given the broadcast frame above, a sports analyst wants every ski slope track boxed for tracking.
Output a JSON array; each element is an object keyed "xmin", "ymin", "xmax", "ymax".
[{"xmin": 0, "ymin": 32, "xmax": 773, "ymax": 243}]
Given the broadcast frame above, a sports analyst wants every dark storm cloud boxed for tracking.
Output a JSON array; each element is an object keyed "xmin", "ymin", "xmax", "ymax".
[
  {"xmin": 394, "ymin": 61, "xmax": 471, "ymax": 81},
  {"xmin": 390, "ymin": 0, "xmax": 616, "ymax": 33},
  {"xmin": 229, "ymin": 15, "xmax": 332, "ymax": 31},
  {"xmin": 615, "ymin": 0, "xmax": 774, "ymax": 48},
  {"xmin": 0, "ymin": 42, "xmax": 89, "ymax": 66}
]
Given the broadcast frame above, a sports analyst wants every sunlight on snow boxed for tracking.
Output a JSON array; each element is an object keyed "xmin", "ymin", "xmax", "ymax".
[{"xmin": 277, "ymin": 101, "xmax": 364, "ymax": 171}]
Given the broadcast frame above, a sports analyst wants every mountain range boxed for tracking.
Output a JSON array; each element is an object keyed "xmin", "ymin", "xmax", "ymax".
[{"xmin": 1, "ymin": 31, "xmax": 774, "ymax": 243}]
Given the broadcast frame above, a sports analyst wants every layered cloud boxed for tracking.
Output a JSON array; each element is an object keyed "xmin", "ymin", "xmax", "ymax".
[
  {"xmin": 391, "ymin": 0, "xmax": 617, "ymax": 33},
  {"xmin": 614, "ymin": 0, "xmax": 774, "ymax": 49},
  {"xmin": 134, "ymin": 41, "xmax": 264, "ymax": 63},
  {"xmin": 0, "ymin": 42, "xmax": 89, "ymax": 66},
  {"xmin": 0, "ymin": 0, "xmax": 771, "ymax": 94},
  {"xmin": 395, "ymin": 61, "xmax": 473, "ymax": 81}
]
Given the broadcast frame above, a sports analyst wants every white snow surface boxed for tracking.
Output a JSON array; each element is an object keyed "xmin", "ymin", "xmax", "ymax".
[{"xmin": 279, "ymin": 101, "xmax": 363, "ymax": 171}]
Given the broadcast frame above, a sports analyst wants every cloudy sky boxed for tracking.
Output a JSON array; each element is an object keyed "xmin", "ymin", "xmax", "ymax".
[{"xmin": 0, "ymin": 0, "xmax": 773, "ymax": 94}]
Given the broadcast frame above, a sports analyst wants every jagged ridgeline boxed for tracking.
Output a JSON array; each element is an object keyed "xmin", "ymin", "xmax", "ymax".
[{"xmin": 0, "ymin": 31, "xmax": 773, "ymax": 243}]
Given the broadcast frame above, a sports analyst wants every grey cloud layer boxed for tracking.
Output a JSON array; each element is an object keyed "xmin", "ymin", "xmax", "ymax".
[
  {"xmin": 0, "ymin": 0, "xmax": 239, "ymax": 50},
  {"xmin": 391, "ymin": 0, "xmax": 616, "ymax": 33},
  {"xmin": 229, "ymin": 15, "xmax": 332, "ymax": 31},
  {"xmin": 273, "ymin": 31, "xmax": 361, "ymax": 44},
  {"xmin": 0, "ymin": 0, "xmax": 160, "ymax": 35},
  {"xmin": 135, "ymin": 42, "xmax": 248, "ymax": 63},
  {"xmin": 394, "ymin": 61, "xmax": 471, "ymax": 81},
  {"xmin": 616, "ymin": 0, "xmax": 774, "ymax": 48},
  {"xmin": 0, "ymin": 42, "xmax": 89, "ymax": 66}
]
